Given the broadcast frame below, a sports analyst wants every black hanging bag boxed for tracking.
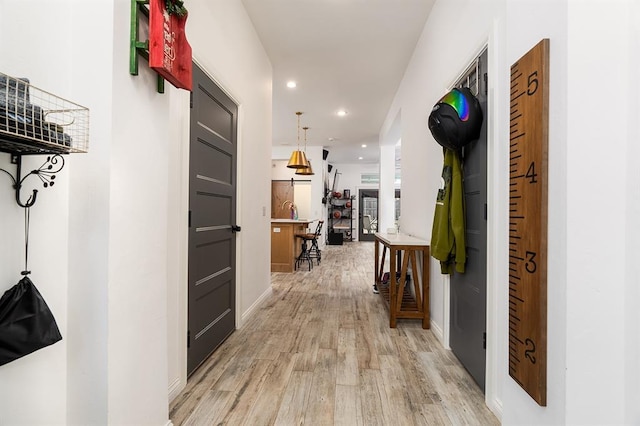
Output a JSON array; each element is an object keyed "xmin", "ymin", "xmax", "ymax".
[{"xmin": 0, "ymin": 276, "xmax": 62, "ymax": 366}]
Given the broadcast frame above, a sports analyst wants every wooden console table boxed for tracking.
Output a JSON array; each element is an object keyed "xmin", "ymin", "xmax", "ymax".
[{"xmin": 374, "ymin": 232, "xmax": 430, "ymax": 328}]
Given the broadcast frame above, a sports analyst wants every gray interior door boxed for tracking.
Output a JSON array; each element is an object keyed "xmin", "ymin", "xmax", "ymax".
[
  {"xmin": 188, "ymin": 64, "xmax": 238, "ymax": 375},
  {"xmin": 450, "ymin": 49, "xmax": 488, "ymax": 391}
]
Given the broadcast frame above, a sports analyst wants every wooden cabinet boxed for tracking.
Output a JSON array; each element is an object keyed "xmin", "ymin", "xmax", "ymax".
[{"xmin": 271, "ymin": 220, "xmax": 310, "ymax": 272}]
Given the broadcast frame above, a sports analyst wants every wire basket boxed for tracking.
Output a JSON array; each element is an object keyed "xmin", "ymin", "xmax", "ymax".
[{"xmin": 0, "ymin": 73, "xmax": 89, "ymax": 155}]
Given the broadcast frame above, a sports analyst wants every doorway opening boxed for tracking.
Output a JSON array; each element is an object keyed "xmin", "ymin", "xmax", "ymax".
[
  {"xmin": 359, "ymin": 189, "xmax": 378, "ymax": 241},
  {"xmin": 359, "ymin": 189, "xmax": 400, "ymax": 241}
]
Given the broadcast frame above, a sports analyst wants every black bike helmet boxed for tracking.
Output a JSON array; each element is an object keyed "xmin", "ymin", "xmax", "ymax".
[{"xmin": 428, "ymin": 87, "xmax": 483, "ymax": 150}]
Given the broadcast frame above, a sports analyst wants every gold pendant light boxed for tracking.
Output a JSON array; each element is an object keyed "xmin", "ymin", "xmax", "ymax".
[
  {"xmin": 287, "ymin": 112, "xmax": 310, "ymax": 169},
  {"xmin": 296, "ymin": 126, "xmax": 315, "ymax": 175}
]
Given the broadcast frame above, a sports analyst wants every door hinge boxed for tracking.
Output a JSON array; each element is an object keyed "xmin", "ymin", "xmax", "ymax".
[
  {"xmin": 188, "ymin": 210, "xmax": 192, "ymax": 228},
  {"xmin": 483, "ymin": 332, "xmax": 487, "ymax": 350},
  {"xmin": 187, "ymin": 330, "xmax": 191, "ymax": 348},
  {"xmin": 484, "ymin": 203, "xmax": 487, "ymax": 220},
  {"xmin": 484, "ymin": 72, "xmax": 488, "ymax": 95},
  {"xmin": 190, "ymin": 92, "xmax": 193, "ymax": 108}
]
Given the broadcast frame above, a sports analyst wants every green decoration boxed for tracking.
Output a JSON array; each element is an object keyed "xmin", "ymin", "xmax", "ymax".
[{"xmin": 164, "ymin": 0, "xmax": 187, "ymax": 17}]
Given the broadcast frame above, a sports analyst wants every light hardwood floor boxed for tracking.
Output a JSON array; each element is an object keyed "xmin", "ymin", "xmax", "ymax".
[{"xmin": 170, "ymin": 242, "xmax": 499, "ymax": 425}]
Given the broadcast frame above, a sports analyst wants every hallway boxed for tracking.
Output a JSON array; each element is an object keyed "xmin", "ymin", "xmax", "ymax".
[{"xmin": 170, "ymin": 242, "xmax": 498, "ymax": 425}]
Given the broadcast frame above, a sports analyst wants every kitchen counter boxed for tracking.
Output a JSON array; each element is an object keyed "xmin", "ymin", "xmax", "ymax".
[{"xmin": 271, "ymin": 219, "xmax": 313, "ymax": 272}]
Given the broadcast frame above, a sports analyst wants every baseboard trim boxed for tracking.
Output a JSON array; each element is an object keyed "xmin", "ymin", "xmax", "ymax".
[
  {"xmin": 487, "ymin": 396, "xmax": 503, "ymax": 421},
  {"xmin": 430, "ymin": 319, "xmax": 444, "ymax": 345},
  {"xmin": 168, "ymin": 377, "xmax": 183, "ymax": 403},
  {"xmin": 241, "ymin": 286, "xmax": 272, "ymax": 325}
]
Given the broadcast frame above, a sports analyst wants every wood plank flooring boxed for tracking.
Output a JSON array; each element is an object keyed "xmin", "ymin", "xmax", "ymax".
[{"xmin": 170, "ymin": 242, "xmax": 498, "ymax": 425}]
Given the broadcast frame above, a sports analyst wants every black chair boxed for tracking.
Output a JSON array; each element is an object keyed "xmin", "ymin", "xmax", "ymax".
[
  {"xmin": 294, "ymin": 220, "xmax": 324, "ymax": 271},
  {"xmin": 307, "ymin": 220, "xmax": 323, "ymax": 265},
  {"xmin": 294, "ymin": 234, "xmax": 313, "ymax": 271}
]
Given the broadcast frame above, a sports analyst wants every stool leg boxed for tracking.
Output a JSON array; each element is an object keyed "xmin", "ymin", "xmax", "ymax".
[
  {"xmin": 311, "ymin": 239, "xmax": 321, "ymax": 264},
  {"xmin": 295, "ymin": 239, "xmax": 313, "ymax": 272},
  {"xmin": 304, "ymin": 240, "xmax": 312, "ymax": 271}
]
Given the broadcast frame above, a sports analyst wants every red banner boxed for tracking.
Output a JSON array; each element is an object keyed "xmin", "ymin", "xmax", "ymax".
[{"xmin": 149, "ymin": 0, "xmax": 192, "ymax": 91}]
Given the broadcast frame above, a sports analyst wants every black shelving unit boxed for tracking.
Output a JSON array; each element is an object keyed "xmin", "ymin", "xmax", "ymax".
[{"xmin": 327, "ymin": 193, "xmax": 354, "ymax": 244}]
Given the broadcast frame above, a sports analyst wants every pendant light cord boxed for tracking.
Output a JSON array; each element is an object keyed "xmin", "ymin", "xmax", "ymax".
[
  {"xmin": 303, "ymin": 126, "xmax": 308, "ymax": 152},
  {"xmin": 296, "ymin": 112, "xmax": 301, "ymax": 150},
  {"xmin": 22, "ymin": 206, "xmax": 31, "ymax": 276}
]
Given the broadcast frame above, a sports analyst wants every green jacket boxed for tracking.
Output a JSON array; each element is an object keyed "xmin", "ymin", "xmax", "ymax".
[{"xmin": 430, "ymin": 148, "xmax": 466, "ymax": 274}]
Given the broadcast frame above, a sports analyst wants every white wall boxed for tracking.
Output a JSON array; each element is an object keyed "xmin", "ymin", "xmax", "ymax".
[
  {"xmin": 383, "ymin": 0, "xmax": 639, "ymax": 423},
  {"xmin": 378, "ymin": 111, "xmax": 401, "ymax": 236},
  {"xmin": 377, "ymin": 145, "xmax": 396, "ymax": 235},
  {"xmin": 66, "ymin": 3, "xmax": 113, "ymax": 424},
  {"xmin": 294, "ymin": 182, "xmax": 311, "ymax": 220},
  {"xmin": 502, "ymin": 1, "xmax": 568, "ymax": 423},
  {"xmin": 0, "ymin": 2, "xmax": 73, "ymax": 424},
  {"xmin": 626, "ymin": 3, "xmax": 640, "ymax": 422},
  {"xmin": 105, "ymin": 1, "xmax": 172, "ymax": 423},
  {"xmin": 0, "ymin": 0, "xmax": 273, "ymax": 424},
  {"xmin": 563, "ymin": 1, "xmax": 637, "ymax": 424}
]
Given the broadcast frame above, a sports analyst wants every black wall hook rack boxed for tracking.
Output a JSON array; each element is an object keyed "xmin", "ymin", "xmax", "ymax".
[{"xmin": 0, "ymin": 154, "xmax": 65, "ymax": 208}]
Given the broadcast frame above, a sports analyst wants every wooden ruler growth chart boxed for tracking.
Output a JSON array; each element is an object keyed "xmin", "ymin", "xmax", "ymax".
[{"xmin": 508, "ymin": 38, "xmax": 549, "ymax": 406}]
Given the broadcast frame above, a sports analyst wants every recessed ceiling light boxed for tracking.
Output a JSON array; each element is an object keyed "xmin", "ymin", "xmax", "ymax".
[
  {"xmin": 328, "ymin": 137, "xmax": 335, "ymax": 141},
  {"xmin": 286, "ymin": 81, "xmax": 297, "ymax": 88},
  {"xmin": 358, "ymin": 156, "xmax": 363, "ymax": 160},
  {"xmin": 361, "ymin": 144, "xmax": 367, "ymax": 148},
  {"xmin": 337, "ymin": 110, "xmax": 347, "ymax": 117}
]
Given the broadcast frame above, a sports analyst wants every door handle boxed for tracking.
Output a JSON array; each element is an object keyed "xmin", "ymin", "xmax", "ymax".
[{"xmin": 231, "ymin": 225, "xmax": 241, "ymax": 233}]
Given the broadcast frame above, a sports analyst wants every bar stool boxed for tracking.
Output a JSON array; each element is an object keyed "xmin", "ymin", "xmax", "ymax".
[
  {"xmin": 307, "ymin": 220, "xmax": 323, "ymax": 265},
  {"xmin": 294, "ymin": 234, "xmax": 313, "ymax": 271},
  {"xmin": 294, "ymin": 220, "xmax": 324, "ymax": 271}
]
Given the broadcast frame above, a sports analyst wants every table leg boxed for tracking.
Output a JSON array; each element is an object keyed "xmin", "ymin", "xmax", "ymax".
[
  {"xmin": 395, "ymin": 249, "xmax": 410, "ymax": 313},
  {"xmin": 379, "ymin": 246, "xmax": 387, "ymax": 286},
  {"xmin": 374, "ymin": 238, "xmax": 379, "ymax": 286},
  {"xmin": 389, "ymin": 247, "xmax": 397, "ymax": 328}
]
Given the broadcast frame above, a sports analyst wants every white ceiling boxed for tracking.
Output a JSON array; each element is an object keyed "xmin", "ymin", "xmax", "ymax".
[{"xmin": 241, "ymin": 0, "xmax": 435, "ymax": 165}]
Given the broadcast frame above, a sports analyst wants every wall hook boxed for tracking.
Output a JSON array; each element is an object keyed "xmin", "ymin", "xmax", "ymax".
[{"xmin": 0, "ymin": 154, "xmax": 65, "ymax": 208}]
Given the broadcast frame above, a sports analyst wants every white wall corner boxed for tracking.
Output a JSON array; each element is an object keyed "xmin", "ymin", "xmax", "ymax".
[
  {"xmin": 240, "ymin": 286, "xmax": 273, "ymax": 326},
  {"xmin": 442, "ymin": 274, "xmax": 450, "ymax": 350},
  {"xmin": 485, "ymin": 14, "xmax": 507, "ymax": 425},
  {"xmin": 487, "ymin": 397, "xmax": 503, "ymax": 422},
  {"xmin": 168, "ymin": 377, "xmax": 184, "ymax": 404},
  {"xmin": 430, "ymin": 320, "xmax": 445, "ymax": 345}
]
